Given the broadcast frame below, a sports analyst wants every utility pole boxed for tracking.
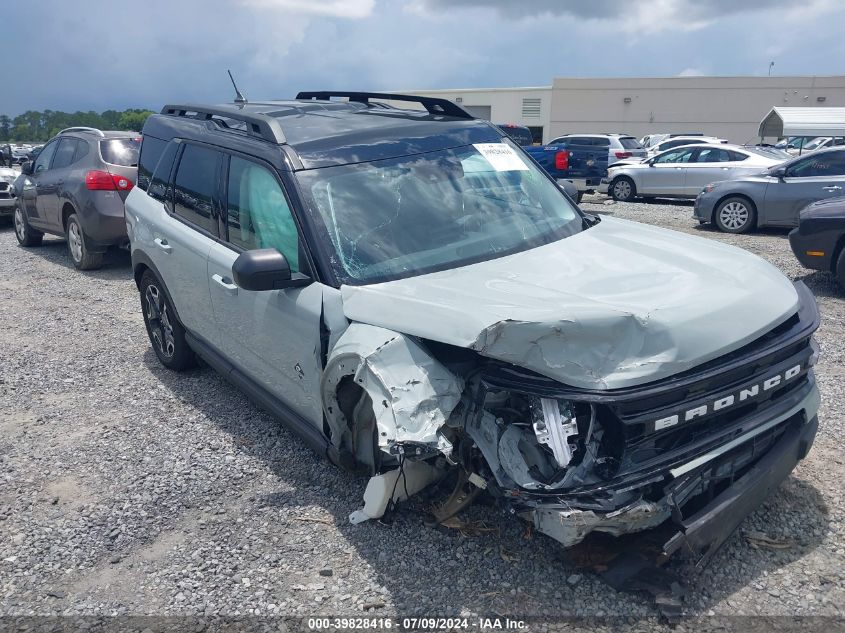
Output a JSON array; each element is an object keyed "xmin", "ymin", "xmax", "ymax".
[{"xmin": 768, "ymin": 61, "xmax": 775, "ymax": 76}]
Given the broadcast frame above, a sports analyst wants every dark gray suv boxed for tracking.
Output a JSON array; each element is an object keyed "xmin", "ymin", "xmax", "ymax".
[{"xmin": 14, "ymin": 127, "xmax": 139, "ymax": 269}]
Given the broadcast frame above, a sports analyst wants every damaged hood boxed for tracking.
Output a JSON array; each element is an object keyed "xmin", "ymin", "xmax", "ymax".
[{"xmin": 341, "ymin": 217, "xmax": 800, "ymax": 390}]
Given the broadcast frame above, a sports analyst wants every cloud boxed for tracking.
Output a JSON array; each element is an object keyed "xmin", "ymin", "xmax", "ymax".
[
  {"xmin": 240, "ymin": 0, "xmax": 375, "ymax": 18},
  {"xmin": 1, "ymin": 0, "xmax": 844, "ymax": 117},
  {"xmin": 413, "ymin": 0, "xmax": 810, "ymax": 33}
]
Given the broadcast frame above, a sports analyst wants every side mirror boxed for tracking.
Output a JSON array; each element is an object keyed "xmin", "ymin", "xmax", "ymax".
[
  {"xmin": 771, "ymin": 166, "xmax": 787, "ymax": 179},
  {"xmin": 232, "ymin": 248, "xmax": 311, "ymax": 291},
  {"xmin": 21, "ymin": 161, "xmax": 33, "ymax": 176}
]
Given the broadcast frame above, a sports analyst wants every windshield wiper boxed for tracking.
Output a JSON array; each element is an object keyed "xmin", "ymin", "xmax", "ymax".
[{"xmin": 582, "ymin": 213, "xmax": 601, "ymax": 229}]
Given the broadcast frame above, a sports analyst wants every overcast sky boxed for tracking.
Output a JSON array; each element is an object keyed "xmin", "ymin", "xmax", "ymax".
[{"xmin": 2, "ymin": 0, "xmax": 844, "ymax": 116}]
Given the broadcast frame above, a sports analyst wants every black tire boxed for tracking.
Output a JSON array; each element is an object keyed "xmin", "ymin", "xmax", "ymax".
[
  {"xmin": 714, "ymin": 196, "xmax": 757, "ymax": 234},
  {"xmin": 835, "ymin": 247, "xmax": 845, "ymax": 290},
  {"xmin": 610, "ymin": 176, "xmax": 636, "ymax": 202},
  {"xmin": 13, "ymin": 204, "xmax": 43, "ymax": 247},
  {"xmin": 576, "ymin": 191, "xmax": 584, "ymax": 204},
  {"xmin": 139, "ymin": 270, "xmax": 196, "ymax": 371},
  {"xmin": 66, "ymin": 213, "xmax": 104, "ymax": 270}
]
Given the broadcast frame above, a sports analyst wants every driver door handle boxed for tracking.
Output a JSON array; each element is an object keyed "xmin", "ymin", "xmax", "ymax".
[
  {"xmin": 153, "ymin": 237, "xmax": 172, "ymax": 254},
  {"xmin": 822, "ymin": 185, "xmax": 842, "ymax": 191},
  {"xmin": 211, "ymin": 273, "xmax": 238, "ymax": 296}
]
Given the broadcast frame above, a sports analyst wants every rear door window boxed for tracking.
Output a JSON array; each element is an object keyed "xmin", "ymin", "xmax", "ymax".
[
  {"xmin": 695, "ymin": 148, "xmax": 732, "ymax": 163},
  {"xmin": 51, "ymin": 138, "xmax": 78, "ymax": 170},
  {"xmin": 172, "ymin": 143, "xmax": 221, "ymax": 235},
  {"xmin": 565, "ymin": 137, "xmax": 594, "ymax": 146},
  {"xmin": 225, "ymin": 156, "xmax": 299, "ymax": 272},
  {"xmin": 100, "ymin": 138, "xmax": 140, "ymax": 167}
]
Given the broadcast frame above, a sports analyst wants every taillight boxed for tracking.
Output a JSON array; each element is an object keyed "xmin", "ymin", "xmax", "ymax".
[
  {"xmin": 85, "ymin": 170, "xmax": 134, "ymax": 191},
  {"xmin": 615, "ymin": 151, "xmax": 632, "ymax": 159},
  {"xmin": 555, "ymin": 150, "xmax": 569, "ymax": 170}
]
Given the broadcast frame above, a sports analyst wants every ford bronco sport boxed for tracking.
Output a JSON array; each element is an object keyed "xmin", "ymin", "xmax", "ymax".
[{"xmin": 126, "ymin": 92, "xmax": 820, "ymax": 562}]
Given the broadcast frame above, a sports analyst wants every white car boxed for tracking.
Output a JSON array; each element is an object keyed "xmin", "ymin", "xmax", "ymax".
[
  {"xmin": 786, "ymin": 136, "xmax": 845, "ymax": 156},
  {"xmin": 600, "ymin": 144, "xmax": 784, "ymax": 201},
  {"xmin": 646, "ymin": 136, "xmax": 727, "ymax": 158}
]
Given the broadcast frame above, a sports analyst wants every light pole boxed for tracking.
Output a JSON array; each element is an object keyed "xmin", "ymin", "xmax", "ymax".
[{"xmin": 768, "ymin": 61, "xmax": 775, "ymax": 76}]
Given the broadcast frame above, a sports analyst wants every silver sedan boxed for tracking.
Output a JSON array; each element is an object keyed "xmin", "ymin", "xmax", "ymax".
[{"xmin": 601, "ymin": 144, "xmax": 784, "ymax": 202}]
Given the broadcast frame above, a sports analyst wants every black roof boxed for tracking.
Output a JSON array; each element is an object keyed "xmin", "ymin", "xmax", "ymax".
[{"xmin": 143, "ymin": 95, "xmax": 503, "ymax": 170}]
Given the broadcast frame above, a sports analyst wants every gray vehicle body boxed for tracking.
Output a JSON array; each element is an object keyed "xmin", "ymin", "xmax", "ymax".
[
  {"xmin": 695, "ymin": 147, "xmax": 845, "ymax": 229},
  {"xmin": 603, "ymin": 144, "xmax": 783, "ymax": 200},
  {"xmin": 17, "ymin": 128, "xmax": 138, "ymax": 249},
  {"xmin": 127, "ymin": 97, "xmax": 820, "ymax": 557}
]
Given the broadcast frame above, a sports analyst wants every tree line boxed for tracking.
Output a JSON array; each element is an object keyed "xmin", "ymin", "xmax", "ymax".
[{"xmin": 0, "ymin": 109, "xmax": 154, "ymax": 143}]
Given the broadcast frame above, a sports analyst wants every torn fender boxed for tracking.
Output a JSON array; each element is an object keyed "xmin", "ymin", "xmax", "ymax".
[{"xmin": 321, "ymin": 323, "xmax": 464, "ymax": 449}]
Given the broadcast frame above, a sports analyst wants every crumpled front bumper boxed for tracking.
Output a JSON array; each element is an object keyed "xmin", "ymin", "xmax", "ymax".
[
  {"xmin": 526, "ymin": 380, "xmax": 819, "ymax": 556},
  {"xmin": 662, "ymin": 411, "xmax": 818, "ymax": 565}
]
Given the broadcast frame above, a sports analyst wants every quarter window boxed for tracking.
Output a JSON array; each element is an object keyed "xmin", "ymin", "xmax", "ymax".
[
  {"xmin": 138, "ymin": 136, "xmax": 167, "ymax": 191},
  {"xmin": 226, "ymin": 156, "xmax": 299, "ymax": 272},
  {"xmin": 148, "ymin": 141, "xmax": 179, "ymax": 202},
  {"xmin": 172, "ymin": 144, "xmax": 220, "ymax": 235}
]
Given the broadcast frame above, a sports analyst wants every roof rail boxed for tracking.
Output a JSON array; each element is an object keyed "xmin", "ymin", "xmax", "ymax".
[
  {"xmin": 59, "ymin": 126, "xmax": 105, "ymax": 137},
  {"xmin": 295, "ymin": 91, "xmax": 474, "ymax": 119},
  {"xmin": 160, "ymin": 104, "xmax": 287, "ymax": 144}
]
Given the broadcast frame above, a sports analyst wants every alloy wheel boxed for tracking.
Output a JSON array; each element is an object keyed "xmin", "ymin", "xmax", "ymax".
[
  {"xmin": 14, "ymin": 207, "xmax": 26, "ymax": 241},
  {"xmin": 145, "ymin": 284, "xmax": 175, "ymax": 358},
  {"xmin": 719, "ymin": 201, "xmax": 749, "ymax": 230},
  {"xmin": 613, "ymin": 179, "xmax": 632, "ymax": 200},
  {"xmin": 68, "ymin": 221, "xmax": 83, "ymax": 263}
]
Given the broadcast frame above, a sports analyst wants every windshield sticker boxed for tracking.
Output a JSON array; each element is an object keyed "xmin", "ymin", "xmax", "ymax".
[{"xmin": 473, "ymin": 143, "xmax": 529, "ymax": 172}]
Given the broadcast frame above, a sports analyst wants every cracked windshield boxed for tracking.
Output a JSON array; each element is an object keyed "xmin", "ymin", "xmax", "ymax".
[{"xmin": 297, "ymin": 141, "xmax": 582, "ymax": 284}]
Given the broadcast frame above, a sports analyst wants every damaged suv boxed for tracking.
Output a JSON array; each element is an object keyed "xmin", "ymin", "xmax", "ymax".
[{"xmin": 127, "ymin": 92, "xmax": 820, "ymax": 563}]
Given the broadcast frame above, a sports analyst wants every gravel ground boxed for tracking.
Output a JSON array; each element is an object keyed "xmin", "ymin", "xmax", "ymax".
[{"xmin": 0, "ymin": 198, "xmax": 843, "ymax": 628}]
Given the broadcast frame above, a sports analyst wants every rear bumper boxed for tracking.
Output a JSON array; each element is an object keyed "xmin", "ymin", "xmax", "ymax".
[
  {"xmin": 559, "ymin": 177, "xmax": 602, "ymax": 192},
  {"xmin": 79, "ymin": 192, "xmax": 128, "ymax": 248}
]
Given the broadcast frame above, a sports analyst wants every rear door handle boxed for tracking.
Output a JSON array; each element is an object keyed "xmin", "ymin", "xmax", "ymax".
[
  {"xmin": 822, "ymin": 185, "xmax": 842, "ymax": 191},
  {"xmin": 211, "ymin": 273, "xmax": 238, "ymax": 295},
  {"xmin": 153, "ymin": 237, "xmax": 172, "ymax": 254}
]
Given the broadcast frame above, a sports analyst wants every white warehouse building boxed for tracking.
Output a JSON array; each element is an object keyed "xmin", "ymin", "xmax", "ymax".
[{"xmin": 399, "ymin": 75, "xmax": 845, "ymax": 144}]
